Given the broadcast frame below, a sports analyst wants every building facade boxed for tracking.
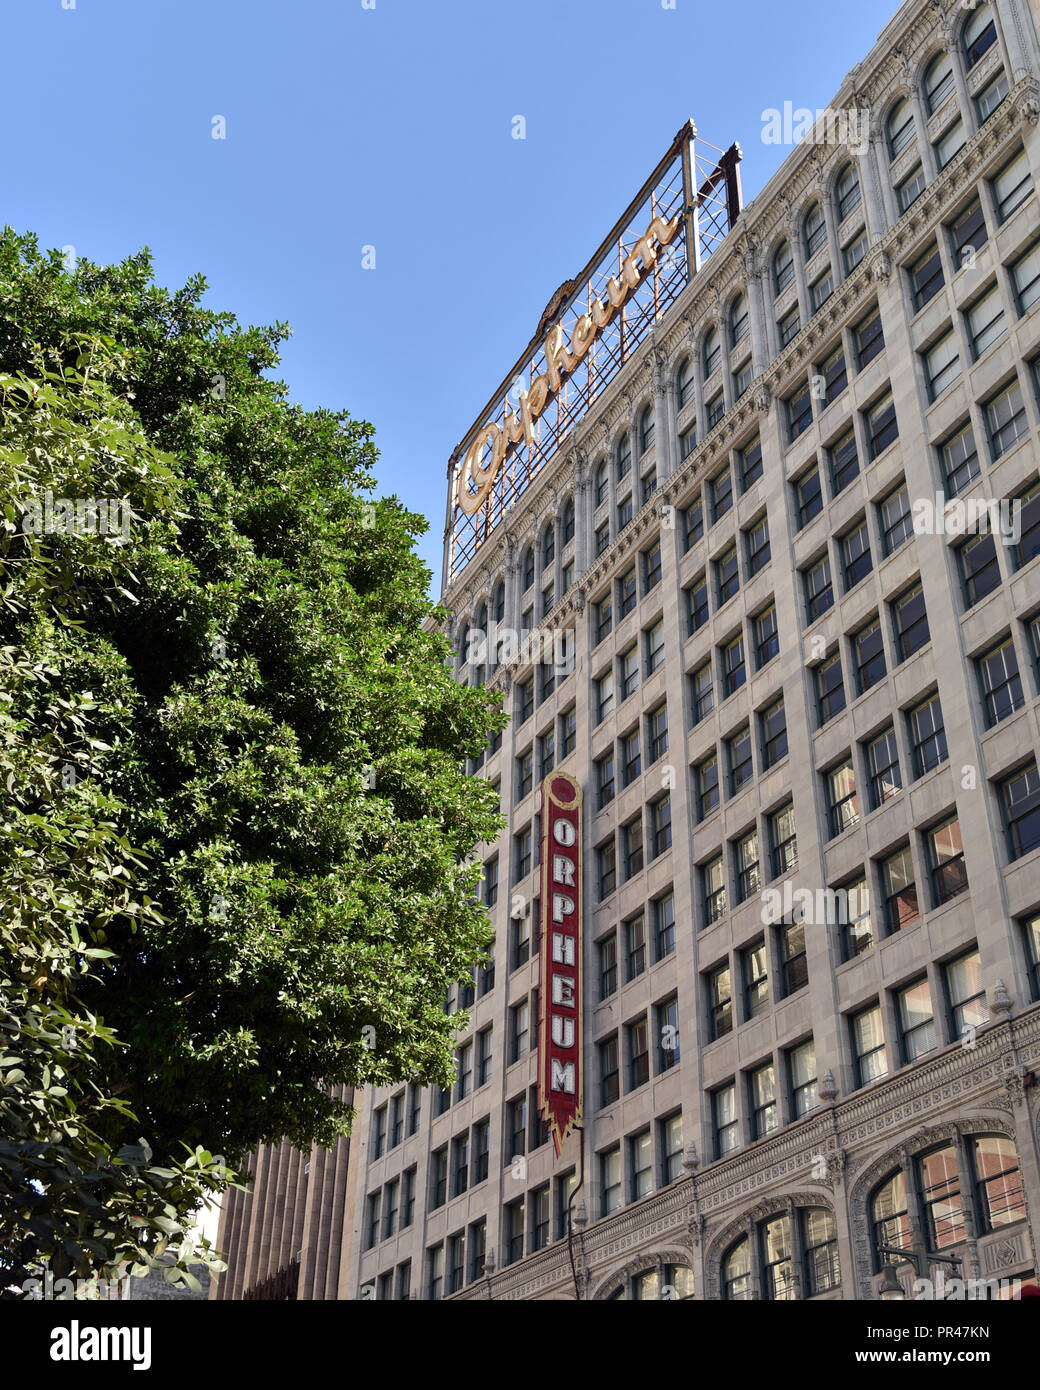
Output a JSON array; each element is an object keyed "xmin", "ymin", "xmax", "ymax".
[{"xmin": 349, "ymin": 0, "xmax": 1040, "ymax": 1302}]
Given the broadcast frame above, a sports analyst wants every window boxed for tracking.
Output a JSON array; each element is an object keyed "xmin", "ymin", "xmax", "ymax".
[
  {"xmin": 477, "ymin": 1029, "xmax": 493, "ymax": 1090},
  {"xmin": 977, "ymin": 68, "xmax": 1010, "ymax": 124},
  {"xmin": 691, "ymin": 661, "xmax": 714, "ymax": 724},
  {"xmin": 703, "ymin": 326, "xmax": 721, "ymax": 377},
  {"xmin": 506, "ymin": 1094, "xmax": 527, "ymax": 1160},
  {"xmin": 788, "ymin": 1038, "xmax": 817, "ymax": 1115},
  {"xmin": 517, "ymin": 678, "xmax": 534, "ymax": 724},
  {"xmin": 627, "ymin": 1017, "xmax": 650, "ymax": 1091},
  {"xmin": 687, "ymin": 572, "xmax": 709, "ymax": 635},
  {"xmin": 968, "ymin": 283, "xmax": 1006, "ymax": 361},
  {"xmin": 959, "ymin": 529, "xmax": 1000, "ymax": 608},
  {"xmin": 455, "ymin": 1042, "xmax": 473, "ymax": 1103},
  {"xmin": 893, "ymin": 582, "xmax": 929, "ymax": 660},
  {"xmin": 978, "ymin": 637, "xmax": 1024, "ymax": 727},
  {"xmin": 827, "ymin": 760, "xmax": 859, "ymax": 836},
  {"xmin": 837, "ymin": 162, "xmax": 862, "ymax": 221},
  {"xmin": 745, "ymin": 517, "xmax": 771, "ymax": 576},
  {"xmin": 597, "ymin": 834, "xmax": 614, "ymax": 900},
  {"xmin": 696, "ymin": 753, "xmax": 719, "ymax": 821},
  {"xmin": 703, "ymin": 854, "xmax": 726, "ymax": 924},
  {"xmin": 805, "ymin": 553, "xmax": 833, "ymax": 621},
  {"xmin": 780, "ymin": 922, "xmax": 808, "ymax": 996},
  {"xmin": 503, "ymin": 1201, "xmax": 524, "ymax": 1267},
  {"xmin": 430, "ymin": 1148, "xmax": 448, "ymax": 1208},
  {"xmin": 395, "ymin": 1262, "xmax": 411, "ymax": 1300},
  {"xmin": 910, "ymin": 243, "xmax": 944, "ymax": 310},
  {"xmin": 908, "ymin": 692, "xmax": 947, "ymax": 776},
  {"xmin": 760, "ymin": 697, "xmax": 787, "ymax": 767},
  {"xmin": 643, "ymin": 540, "xmax": 662, "ymax": 592},
  {"xmin": 1012, "ymin": 241, "xmax": 1040, "ymax": 316},
  {"xmin": 882, "ymin": 844, "xmax": 919, "ymax": 933},
  {"xmin": 735, "ymin": 828, "xmax": 761, "ymax": 902},
  {"xmin": 619, "ymin": 645, "xmax": 639, "ymax": 702},
  {"xmin": 786, "ymin": 381, "xmax": 813, "ymax": 440},
  {"xmin": 795, "ymin": 465, "xmax": 823, "ymax": 528},
  {"xmin": 852, "ymin": 1003, "xmax": 888, "ymax": 1086},
  {"xmin": 594, "ymin": 595, "xmax": 613, "ymax": 645},
  {"xmin": 483, "ymin": 857, "xmax": 499, "ymax": 910},
  {"xmin": 1000, "ymin": 760, "xmax": 1040, "ymax": 859},
  {"xmin": 738, "ymin": 436, "xmax": 763, "ymax": 492},
  {"xmin": 650, "ymin": 796, "xmax": 672, "ymax": 859},
  {"xmin": 710, "ymin": 467, "xmax": 733, "ymax": 522},
  {"xmin": 559, "ymin": 706, "xmax": 576, "ymax": 758},
  {"xmin": 774, "ymin": 239, "xmax": 794, "ymax": 295},
  {"xmin": 841, "ymin": 877, "xmax": 872, "ymax": 960},
  {"xmin": 529, "ymin": 1185, "xmax": 550, "ymax": 1253},
  {"xmin": 408, "ymin": 1088, "xmax": 421, "ymax": 1137},
  {"xmin": 855, "ymin": 305, "xmax": 885, "ymax": 368},
  {"xmin": 654, "ymin": 892, "xmax": 675, "ymax": 961},
  {"xmin": 778, "ymin": 304, "xmax": 801, "ymax": 347},
  {"xmin": 985, "ymin": 379, "xmax": 1028, "ymax": 460},
  {"xmin": 538, "ymin": 727, "xmax": 555, "ymax": 781},
  {"xmin": 510, "ymin": 998, "xmax": 529, "ymax": 1062},
  {"xmin": 829, "ymin": 427, "xmax": 859, "ymax": 495},
  {"xmin": 713, "ymin": 1082, "xmax": 740, "ymax": 1158},
  {"xmin": 514, "ymin": 825, "xmax": 532, "ymax": 882},
  {"xmin": 810, "ymin": 270, "xmax": 834, "ymax": 313},
  {"xmin": 873, "ymin": 1171, "xmax": 910, "ymax": 1267},
  {"xmin": 656, "ymin": 994, "xmax": 680, "ymax": 1072},
  {"xmin": 616, "ymin": 432, "xmax": 632, "ymax": 481},
  {"xmin": 749, "ymin": 1062, "xmax": 778, "ymax": 1138},
  {"xmin": 617, "ymin": 565, "xmax": 637, "ymax": 619},
  {"xmin": 706, "ymin": 391, "xmax": 725, "ymax": 431},
  {"xmin": 898, "ymin": 163, "xmax": 926, "ymax": 211},
  {"xmin": 596, "ymin": 750, "xmax": 615, "ymax": 809},
  {"xmin": 639, "ymin": 405, "xmax": 654, "ymax": 455},
  {"xmin": 721, "ymin": 632, "xmax": 746, "ymax": 696},
  {"xmin": 599, "ymin": 1035, "xmax": 620, "ymax": 1106},
  {"xmin": 928, "ymin": 817, "xmax": 968, "ymax": 905},
  {"xmin": 451, "ymin": 1133, "xmax": 469, "ymax": 1198},
  {"xmin": 1015, "ymin": 481, "xmax": 1040, "ymax": 569},
  {"xmin": 427, "ymin": 1244, "xmax": 444, "ymax": 1300},
  {"xmin": 555, "ymin": 1170, "xmax": 578, "ymax": 1240},
  {"xmin": 919, "ymin": 1146, "xmax": 964, "ymax": 1250},
  {"xmin": 887, "ymin": 98, "xmax": 915, "ymax": 157},
  {"xmin": 646, "ymin": 704, "xmax": 668, "ymax": 766},
  {"xmin": 595, "ymin": 669, "xmax": 614, "ymax": 724},
  {"xmin": 625, "ymin": 913, "xmax": 646, "ymax": 981},
  {"xmin": 372, "ymin": 1105, "xmax": 387, "ymax": 1159},
  {"xmin": 467, "ymin": 1220, "xmax": 486, "ymax": 1284},
  {"xmin": 389, "ymin": 1093, "xmax": 404, "ymax": 1149},
  {"xmin": 645, "ymin": 619, "xmax": 666, "ymax": 675},
  {"xmin": 709, "ymin": 962, "xmax": 733, "ymax": 1040},
  {"xmin": 754, "ymin": 605, "xmax": 779, "ymax": 670},
  {"xmin": 843, "ymin": 228, "xmax": 868, "ymax": 275},
  {"xmin": 963, "ymin": 2, "xmax": 997, "ymax": 69},
  {"xmin": 365, "ymin": 1190, "xmax": 381, "ymax": 1249},
  {"xmin": 924, "ymin": 329, "xmax": 961, "ymax": 400},
  {"xmin": 972, "ymin": 1135, "xmax": 1026, "ymax": 1232},
  {"xmin": 945, "ymin": 948, "xmax": 988, "ymax": 1040},
  {"xmin": 991, "ymin": 148, "xmax": 1032, "ymax": 223},
  {"xmin": 601, "ymin": 1147, "xmax": 622, "ymax": 1216},
  {"xmin": 816, "ymin": 653, "xmax": 846, "ymax": 725},
  {"xmin": 595, "ymin": 519, "xmax": 610, "ymax": 557},
  {"xmin": 924, "ymin": 51, "xmax": 955, "ymax": 114},
  {"xmin": 511, "ymin": 910, "xmax": 531, "ymax": 971},
  {"xmin": 803, "ymin": 201, "xmax": 826, "ymax": 259},
  {"xmin": 677, "ymin": 357, "xmax": 694, "ymax": 408},
  {"xmin": 841, "ymin": 519, "xmax": 872, "ymax": 591},
  {"xmin": 716, "ymin": 545, "xmax": 740, "ymax": 605},
  {"xmin": 539, "ymin": 654, "xmax": 555, "ymax": 697},
  {"xmin": 743, "ymin": 940, "xmax": 769, "ymax": 1019},
  {"xmin": 867, "ymin": 725, "xmax": 902, "ymax": 808},
  {"xmin": 771, "ymin": 803, "xmax": 798, "ymax": 876},
  {"xmin": 620, "ymin": 726, "xmax": 641, "ymax": 786},
  {"xmin": 727, "ymin": 724, "xmax": 754, "ymax": 798},
  {"xmin": 934, "ymin": 116, "xmax": 965, "ymax": 170},
  {"xmin": 897, "ymin": 978, "xmax": 936, "ymax": 1062},
  {"xmin": 941, "ymin": 422, "xmax": 980, "ymax": 495},
  {"xmin": 598, "ymin": 933, "xmax": 618, "ymax": 1001},
  {"xmin": 621, "ymin": 815, "xmax": 644, "ymax": 880},
  {"xmin": 818, "ymin": 343, "xmax": 848, "ymax": 405},
  {"xmin": 682, "ymin": 497, "xmax": 703, "ymax": 549},
  {"xmin": 660, "ymin": 1115, "xmax": 684, "ymax": 1187},
  {"xmin": 594, "ymin": 461, "xmax": 609, "ymax": 508},
  {"xmin": 729, "ymin": 292, "xmax": 750, "ymax": 348},
  {"xmin": 854, "ymin": 616, "xmax": 887, "ymax": 693}
]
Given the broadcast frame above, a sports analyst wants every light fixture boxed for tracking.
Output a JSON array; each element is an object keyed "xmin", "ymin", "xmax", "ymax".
[{"xmin": 879, "ymin": 1263, "xmax": 905, "ymax": 1300}]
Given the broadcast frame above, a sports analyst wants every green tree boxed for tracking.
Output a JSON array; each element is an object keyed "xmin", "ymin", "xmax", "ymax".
[{"xmin": 0, "ymin": 231, "xmax": 504, "ymax": 1290}]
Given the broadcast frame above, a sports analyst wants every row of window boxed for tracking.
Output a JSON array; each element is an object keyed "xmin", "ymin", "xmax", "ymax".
[
  {"xmin": 696, "ymin": 802, "xmax": 797, "ymax": 926},
  {"xmin": 595, "ymin": 996, "xmax": 680, "ymax": 1105}
]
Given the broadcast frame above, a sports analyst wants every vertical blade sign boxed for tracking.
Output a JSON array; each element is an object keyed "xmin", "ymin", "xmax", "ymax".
[{"xmin": 538, "ymin": 772, "xmax": 582, "ymax": 1156}]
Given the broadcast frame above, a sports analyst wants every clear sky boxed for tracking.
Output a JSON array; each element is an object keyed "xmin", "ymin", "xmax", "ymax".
[{"xmin": 4, "ymin": 0, "xmax": 901, "ymax": 593}]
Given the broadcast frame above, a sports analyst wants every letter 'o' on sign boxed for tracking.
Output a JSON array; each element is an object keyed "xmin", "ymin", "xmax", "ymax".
[{"xmin": 538, "ymin": 772, "xmax": 582, "ymax": 1156}]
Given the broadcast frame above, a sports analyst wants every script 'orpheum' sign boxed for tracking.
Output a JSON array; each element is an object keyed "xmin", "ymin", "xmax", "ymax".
[
  {"xmin": 445, "ymin": 124, "xmax": 742, "ymax": 584},
  {"xmin": 537, "ymin": 772, "xmax": 582, "ymax": 1156}
]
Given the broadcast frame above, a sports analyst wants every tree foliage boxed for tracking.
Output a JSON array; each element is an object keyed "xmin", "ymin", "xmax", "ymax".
[{"xmin": 0, "ymin": 231, "xmax": 504, "ymax": 1289}]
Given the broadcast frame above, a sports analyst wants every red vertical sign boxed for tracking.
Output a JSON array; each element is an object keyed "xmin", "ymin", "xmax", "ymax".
[{"xmin": 537, "ymin": 772, "xmax": 582, "ymax": 1156}]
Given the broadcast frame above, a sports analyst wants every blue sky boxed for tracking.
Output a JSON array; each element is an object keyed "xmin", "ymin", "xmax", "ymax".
[{"xmin": 5, "ymin": 0, "xmax": 899, "ymax": 592}]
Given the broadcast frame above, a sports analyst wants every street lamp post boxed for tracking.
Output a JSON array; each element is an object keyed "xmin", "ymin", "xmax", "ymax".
[{"xmin": 875, "ymin": 1221, "xmax": 963, "ymax": 1299}]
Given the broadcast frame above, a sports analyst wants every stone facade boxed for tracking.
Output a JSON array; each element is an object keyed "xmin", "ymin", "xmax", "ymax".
[{"xmin": 345, "ymin": 0, "xmax": 1040, "ymax": 1302}]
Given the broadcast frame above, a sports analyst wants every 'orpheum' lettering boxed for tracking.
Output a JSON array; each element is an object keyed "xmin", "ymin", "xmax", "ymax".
[{"xmin": 538, "ymin": 773, "xmax": 583, "ymax": 1155}]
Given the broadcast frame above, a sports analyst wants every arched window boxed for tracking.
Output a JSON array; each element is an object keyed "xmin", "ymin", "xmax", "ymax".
[
  {"xmin": 703, "ymin": 326, "xmax": 721, "ymax": 377},
  {"xmin": 872, "ymin": 1170, "xmax": 911, "ymax": 1270},
  {"xmin": 722, "ymin": 1238, "xmax": 751, "ymax": 1300},
  {"xmin": 730, "ymin": 293, "xmax": 749, "ymax": 348},
  {"xmin": 963, "ymin": 2, "xmax": 997, "ymax": 70},
  {"xmin": 923, "ymin": 51, "xmax": 955, "ymax": 114},
  {"xmin": 774, "ymin": 239, "xmax": 795, "ymax": 296},
  {"xmin": 542, "ymin": 521, "xmax": 555, "ymax": 567},
  {"xmin": 677, "ymin": 357, "xmax": 694, "ymax": 408},
  {"xmin": 639, "ymin": 404, "xmax": 655, "ymax": 454},
  {"xmin": 887, "ymin": 98, "xmax": 915, "ymax": 159},
  {"xmin": 804, "ymin": 202, "xmax": 827, "ymax": 259},
  {"xmin": 836, "ymin": 162, "xmax": 862, "ymax": 222},
  {"xmin": 492, "ymin": 580, "xmax": 505, "ymax": 623},
  {"xmin": 561, "ymin": 495, "xmax": 575, "ymax": 544},
  {"xmin": 521, "ymin": 545, "xmax": 535, "ymax": 591},
  {"xmin": 616, "ymin": 432, "xmax": 632, "ymax": 481},
  {"xmin": 594, "ymin": 459, "xmax": 608, "ymax": 507}
]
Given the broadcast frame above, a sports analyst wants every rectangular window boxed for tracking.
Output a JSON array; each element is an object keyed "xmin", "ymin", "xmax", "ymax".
[
  {"xmin": 1023, "ymin": 914, "xmax": 1040, "ymax": 1003},
  {"xmin": 477, "ymin": 1029, "xmax": 493, "ymax": 1090},
  {"xmin": 601, "ymin": 1147, "xmax": 622, "ymax": 1216},
  {"xmin": 722, "ymin": 633, "xmax": 746, "ymax": 696},
  {"xmin": 707, "ymin": 392, "xmax": 725, "ymax": 430},
  {"xmin": 709, "ymin": 961, "xmax": 733, "ymax": 1040},
  {"xmin": 898, "ymin": 163, "xmax": 926, "ymax": 212},
  {"xmin": 529, "ymin": 1185, "xmax": 550, "ymax": 1252},
  {"xmin": 687, "ymin": 573, "xmax": 710, "ymax": 635},
  {"xmin": 985, "ymin": 379, "xmax": 1028, "ymax": 460},
  {"xmin": 991, "ymin": 148, "xmax": 1032, "ymax": 223},
  {"xmin": 595, "ymin": 669, "xmax": 614, "ymax": 724},
  {"xmin": 616, "ymin": 495, "xmax": 633, "ymax": 531},
  {"xmin": 517, "ymin": 679, "xmax": 534, "ymax": 725},
  {"xmin": 514, "ymin": 826, "xmax": 533, "ymax": 882},
  {"xmin": 910, "ymin": 243, "xmax": 944, "ymax": 310},
  {"xmin": 594, "ymin": 595, "xmax": 613, "ymax": 645},
  {"xmin": 595, "ymin": 519, "xmax": 610, "ymax": 556},
  {"xmin": 1015, "ymin": 481, "xmax": 1040, "ymax": 569},
  {"xmin": 598, "ymin": 933, "xmax": 618, "ymax": 1000},
  {"xmin": 625, "ymin": 913, "xmax": 646, "ymax": 981},
  {"xmin": 827, "ymin": 760, "xmax": 859, "ymax": 836},
  {"xmin": 510, "ymin": 999, "xmax": 529, "ymax": 1062},
  {"xmin": 645, "ymin": 619, "xmax": 666, "ymax": 675},
  {"xmin": 941, "ymin": 422, "xmax": 980, "ymax": 495},
  {"xmin": 620, "ymin": 727, "xmax": 641, "ymax": 786},
  {"xmin": 866, "ymin": 391, "xmax": 898, "ymax": 458},
  {"xmin": 816, "ymin": 653, "xmax": 846, "ymax": 725},
  {"xmin": 842, "ymin": 875, "xmax": 873, "ymax": 958},
  {"xmin": 786, "ymin": 381, "xmax": 813, "ymax": 441},
  {"xmin": 934, "ymin": 116, "xmax": 965, "ymax": 170},
  {"xmin": 713, "ymin": 1082, "xmax": 739, "ymax": 1158},
  {"xmin": 740, "ymin": 436, "xmax": 764, "ymax": 490},
  {"xmin": 948, "ymin": 197, "xmax": 988, "ymax": 269},
  {"xmin": 805, "ymin": 553, "xmax": 834, "ymax": 621},
  {"xmin": 597, "ymin": 838, "xmax": 616, "ymax": 900},
  {"xmin": 596, "ymin": 750, "xmax": 615, "ymax": 809},
  {"xmin": 655, "ymin": 995, "xmax": 679, "ymax": 1073},
  {"xmin": 455, "ymin": 1042, "xmax": 473, "ymax": 1103},
  {"xmin": 682, "ymin": 497, "xmax": 704, "ymax": 548},
  {"xmin": 627, "ymin": 1016, "xmax": 650, "ymax": 1091},
  {"xmin": 696, "ymin": 752, "xmax": 719, "ymax": 821},
  {"xmin": 908, "ymin": 692, "xmax": 947, "ymax": 776},
  {"xmin": 646, "ymin": 703, "xmax": 668, "ymax": 764},
  {"xmin": 430, "ymin": 1148, "xmax": 447, "ymax": 1209},
  {"xmin": 867, "ymin": 725, "xmax": 902, "ymax": 807},
  {"xmin": 503, "ymin": 1202, "xmax": 524, "ymax": 1267},
  {"xmin": 728, "ymin": 724, "xmax": 754, "ymax": 797},
  {"xmin": 778, "ymin": 305, "xmax": 801, "ymax": 347},
  {"xmin": 830, "ymin": 427, "xmax": 859, "ymax": 495},
  {"xmin": 843, "ymin": 229, "xmax": 868, "ymax": 275},
  {"xmin": 928, "ymin": 817, "xmax": 968, "ymax": 906},
  {"xmin": 451, "ymin": 1133, "xmax": 469, "ymax": 1198},
  {"xmin": 691, "ymin": 661, "xmax": 714, "ymax": 724},
  {"xmin": 654, "ymin": 891, "xmax": 676, "ymax": 960},
  {"xmin": 893, "ymin": 582, "xmax": 929, "ymax": 660},
  {"xmin": 968, "ymin": 282, "xmax": 1006, "ymax": 359},
  {"xmin": 599, "ymin": 1035, "xmax": 620, "ymax": 1107},
  {"xmin": 771, "ymin": 803, "xmax": 798, "ymax": 877},
  {"xmin": 976, "ymin": 69, "xmax": 1010, "ymax": 124},
  {"xmin": 945, "ymin": 949, "xmax": 988, "ymax": 1039},
  {"xmin": 977, "ymin": 637, "xmax": 1024, "ymax": 727},
  {"xmin": 755, "ymin": 604, "xmax": 780, "ymax": 668},
  {"xmin": 1000, "ymin": 761, "xmax": 1040, "ymax": 860},
  {"xmin": 924, "ymin": 329, "xmax": 961, "ymax": 399},
  {"xmin": 795, "ymin": 465, "xmax": 824, "ymax": 528},
  {"xmin": 897, "ymin": 978, "xmax": 936, "ymax": 1062},
  {"xmin": 745, "ymin": 517, "xmax": 771, "ymax": 576},
  {"xmin": 780, "ymin": 922, "xmax": 808, "ymax": 996},
  {"xmin": 710, "ymin": 467, "xmax": 733, "ymax": 522},
  {"xmin": 539, "ymin": 728, "xmax": 555, "ymax": 781},
  {"xmin": 427, "ymin": 1244, "xmax": 444, "ymax": 1300},
  {"xmin": 703, "ymin": 854, "xmax": 726, "ymax": 924},
  {"xmin": 372, "ymin": 1105, "xmax": 387, "ymax": 1159},
  {"xmin": 617, "ymin": 566, "xmax": 637, "ymax": 619},
  {"xmin": 788, "ymin": 1038, "xmax": 817, "ymax": 1116},
  {"xmin": 661, "ymin": 1114, "xmax": 684, "ymax": 1185},
  {"xmin": 643, "ymin": 541, "xmax": 663, "ymax": 592},
  {"xmin": 559, "ymin": 706, "xmax": 576, "ymax": 758},
  {"xmin": 468, "ymin": 1220, "xmax": 487, "ymax": 1284},
  {"xmin": 810, "ymin": 270, "xmax": 834, "ymax": 313},
  {"xmin": 959, "ymin": 529, "xmax": 1000, "ymax": 608},
  {"xmin": 855, "ymin": 305, "xmax": 885, "ymax": 368},
  {"xmin": 882, "ymin": 844, "xmax": 919, "ymax": 932},
  {"xmin": 743, "ymin": 940, "xmax": 769, "ymax": 1019},
  {"xmin": 650, "ymin": 795, "xmax": 672, "ymax": 859},
  {"xmin": 749, "ymin": 1062, "xmax": 778, "ymax": 1138},
  {"xmin": 851, "ymin": 1003, "xmax": 888, "ymax": 1087},
  {"xmin": 715, "ymin": 545, "xmax": 740, "ymax": 607},
  {"xmin": 621, "ymin": 815, "xmax": 644, "ymax": 880},
  {"xmin": 735, "ymin": 827, "xmax": 761, "ymax": 902},
  {"xmin": 760, "ymin": 697, "xmax": 787, "ymax": 767},
  {"xmin": 841, "ymin": 519, "xmax": 872, "ymax": 591},
  {"xmin": 618, "ymin": 645, "xmax": 639, "ymax": 702},
  {"xmin": 854, "ymin": 616, "xmax": 887, "ymax": 692},
  {"xmin": 1011, "ymin": 240, "xmax": 1040, "ymax": 316}
]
